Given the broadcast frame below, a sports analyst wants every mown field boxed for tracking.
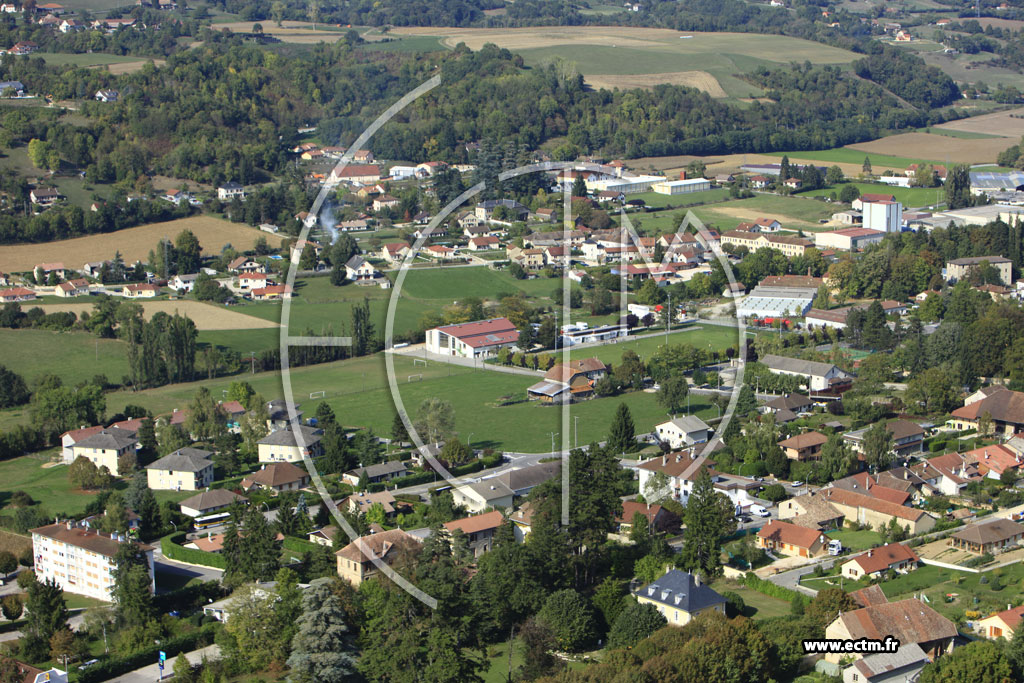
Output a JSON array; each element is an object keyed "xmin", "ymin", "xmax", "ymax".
[
  {"xmin": 935, "ymin": 106, "xmax": 1024, "ymax": 137},
  {"xmin": 35, "ymin": 53, "xmax": 157, "ymax": 68},
  {"xmin": 0, "ymin": 216, "xmax": 285, "ymax": 273},
  {"xmin": 689, "ymin": 194, "xmax": 835, "ymax": 231},
  {"xmin": 388, "ymin": 27, "xmax": 857, "ymax": 100},
  {"xmin": 800, "ymin": 182, "xmax": 945, "ymax": 209},
  {"xmin": 0, "ymin": 328, "xmax": 130, "ymax": 388},
  {"xmin": 846, "ymin": 132, "xmax": 1012, "ymax": 165},
  {"xmin": 558, "ymin": 324, "xmax": 739, "ymax": 367},
  {"xmin": 36, "ymin": 300, "xmax": 280, "ymax": 331}
]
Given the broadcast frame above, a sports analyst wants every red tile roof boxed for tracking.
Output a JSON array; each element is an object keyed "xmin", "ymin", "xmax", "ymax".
[
  {"xmin": 756, "ymin": 519, "xmax": 826, "ymax": 549},
  {"xmin": 845, "ymin": 543, "xmax": 918, "ymax": 575},
  {"xmin": 433, "ymin": 317, "xmax": 519, "ymax": 348},
  {"xmin": 444, "ymin": 510, "xmax": 505, "ymax": 535}
]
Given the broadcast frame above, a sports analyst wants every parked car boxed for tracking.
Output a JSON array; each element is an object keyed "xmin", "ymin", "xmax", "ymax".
[
  {"xmin": 750, "ymin": 505, "xmax": 770, "ymax": 518},
  {"xmin": 791, "ymin": 481, "xmax": 804, "ymax": 487}
]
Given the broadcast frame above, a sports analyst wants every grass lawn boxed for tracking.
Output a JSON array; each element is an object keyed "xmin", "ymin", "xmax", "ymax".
[
  {"xmin": 480, "ymin": 638, "xmax": 524, "ymax": 683},
  {"xmin": 626, "ymin": 188, "xmax": 732, "ymax": 210},
  {"xmin": 198, "ymin": 328, "xmax": 281, "ymax": 355},
  {"xmin": 799, "ymin": 182, "xmax": 945, "ymax": 209},
  {"xmin": 0, "ymin": 328, "xmax": 130, "ymax": 388},
  {"xmin": 0, "ymin": 454, "xmax": 106, "ymax": 517},
  {"xmin": 559, "ymin": 325, "xmax": 740, "ymax": 367},
  {"xmin": 36, "ymin": 53, "xmax": 144, "ymax": 68},
  {"xmin": 825, "ymin": 528, "xmax": 884, "ymax": 551},
  {"xmin": 357, "ymin": 35, "xmax": 446, "ymax": 53},
  {"xmin": 869, "ymin": 562, "xmax": 1024, "ymax": 621},
  {"xmin": 709, "ymin": 580, "xmax": 792, "ymax": 619},
  {"xmin": 690, "ymin": 194, "xmax": 835, "ymax": 230},
  {"xmin": 64, "ymin": 593, "xmax": 108, "ymax": 610}
]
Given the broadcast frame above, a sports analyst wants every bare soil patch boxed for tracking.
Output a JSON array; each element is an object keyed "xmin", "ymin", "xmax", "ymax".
[
  {"xmin": 704, "ymin": 205, "xmax": 822, "ymax": 228},
  {"xmin": 935, "ymin": 108, "xmax": 1024, "ymax": 138},
  {"xmin": 846, "ymin": 132, "xmax": 1011, "ymax": 164},
  {"xmin": 585, "ymin": 71, "xmax": 728, "ymax": 97},
  {"xmin": 102, "ymin": 59, "xmax": 165, "ymax": 75},
  {"xmin": 35, "ymin": 300, "xmax": 279, "ymax": 331},
  {"xmin": 0, "ymin": 216, "xmax": 285, "ymax": 273}
]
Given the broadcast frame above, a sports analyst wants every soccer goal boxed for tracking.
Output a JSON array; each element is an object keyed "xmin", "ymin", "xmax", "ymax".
[
  {"xmin": 408, "ymin": 374, "xmax": 423, "ymax": 383},
  {"xmin": 412, "ymin": 358, "xmax": 428, "ymax": 367},
  {"xmin": 309, "ymin": 390, "xmax": 326, "ymax": 399}
]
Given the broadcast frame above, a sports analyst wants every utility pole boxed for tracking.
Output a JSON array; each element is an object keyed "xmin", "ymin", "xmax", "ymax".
[
  {"xmin": 250, "ymin": 351, "xmax": 255, "ymax": 374},
  {"xmin": 665, "ymin": 290, "xmax": 671, "ymax": 345},
  {"xmin": 574, "ymin": 415, "xmax": 579, "ymax": 449}
]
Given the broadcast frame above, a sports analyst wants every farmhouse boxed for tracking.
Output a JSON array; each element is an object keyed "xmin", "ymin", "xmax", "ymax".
[
  {"xmin": 824, "ymin": 599, "xmax": 956, "ymax": 663},
  {"xmin": 756, "ymin": 519, "xmax": 828, "ymax": 558},
  {"xmin": 70, "ymin": 428, "xmax": 138, "ymax": 477},
  {"xmin": 468, "ymin": 235, "xmax": 500, "ymax": 251},
  {"xmin": 123, "ymin": 283, "xmax": 159, "ymax": 298},
  {"xmin": 241, "ymin": 462, "xmax": 310, "ymax": 494},
  {"xmin": 633, "ymin": 570, "xmax": 726, "ymax": 626},
  {"xmin": 759, "ymin": 354, "xmax": 852, "ymax": 392},
  {"xmin": 32, "ymin": 521, "xmax": 154, "ymax": 601},
  {"xmin": 840, "ymin": 543, "xmax": 919, "ymax": 580},
  {"xmin": 328, "ymin": 164, "xmax": 382, "ymax": 184},
  {"xmin": 372, "ymin": 194, "xmax": 400, "ymax": 212},
  {"xmin": 817, "ymin": 487, "xmax": 936, "ymax": 536},
  {"xmin": 425, "ymin": 317, "xmax": 519, "ymax": 359},
  {"xmin": 178, "ymin": 488, "xmax": 247, "ymax": 518},
  {"xmin": 170, "ymin": 273, "xmax": 199, "ymax": 292},
  {"xmin": 475, "ymin": 199, "xmax": 528, "ymax": 222},
  {"xmin": 778, "ymin": 431, "xmax": 827, "ymax": 461},
  {"xmin": 443, "ymin": 510, "xmax": 505, "ymax": 558},
  {"xmin": 34, "ymin": 262, "xmax": 65, "ymax": 280},
  {"xmin": 257, "ymin": 425, "xmax": 323, "ymax": 463},
  {"xmin": 949, "ymin": 385, "xmax": 1024, "ymax": 435},
  {"xmin": 945, "ymin": 255, "xmax": 1012, "ymax": 286},
  {"xmin": 637, "ymin": 453, "xmax": 761, "ymax": 510},
  {"xmin": 949, "ymin": 518, "xmax": 1024, "ymax": 554},
  {"xmin": 977, "ymin": 605, "xmax": 1024, "ymax": 640},
  {"xmin": 336, "ymin": 529, "xmax": 420, "ymax": 586},
  {"xmin": 145, "ymin": 448, "xmax": 214, "ymax": 491},
  {"xmin": 777, "ymin": 494, "xmax": 844, "ymax": 531},
  {"xmin": 654, "ymin": 416, "xmax": 710, "ymax": 449}
]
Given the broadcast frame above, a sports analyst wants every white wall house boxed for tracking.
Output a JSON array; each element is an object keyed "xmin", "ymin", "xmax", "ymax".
[{"xmin": 655, "ymin": 416, "xmax": 710, "ymax": 449}]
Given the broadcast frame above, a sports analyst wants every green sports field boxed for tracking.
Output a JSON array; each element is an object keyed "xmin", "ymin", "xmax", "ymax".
[
  {"xmin": 800, "ymin": 182, "xmax": 946, "ymax": 209},
  {"xmin": 559, "ymin": 325, "xmax": 740, "ymax": 367}
]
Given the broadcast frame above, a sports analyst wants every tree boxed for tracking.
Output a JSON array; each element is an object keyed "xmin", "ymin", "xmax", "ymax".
[
  {"xmin": 21, "ymin": 577, "xmax": 68, "ymax": 661},
  {"xmin": 919, "ymin": 639, "xmax": 1012, "ymax": 683},
  {"xmin": 735, "ymin": 383, "xmax": 757, "ymax": 416},
  {"xmin": 572, "ymin": 173, "xmax": 587, "ymax": 198},
  {"xmin": 606, "ymin": 403, "xmax": 636, "ymax": 454},
  {"xmin": 805, "ymin": 587, "xmax": 858, "ymax": 631},
  {"xmin": 174, "ymin": 230, "xmax": 202, "ymax": 275},
  {"xmin": 946, "ymin": 164, "xmax": 971, "ymax": 210},
  {"xmin": 862, "ymin": 156, "xmax": 873, "ymax": 176},
  {"xmin": 440, "ymin": 439, "xmax": 472, "ymax": 466},
  {"xmin": 679, "ymin": 469, "xmax": 736, "ymax": 580},
  {"xmin": 607, "ymin": 602, "xmax": 667, "ymax": 649},
  {"xmin": 536, "ymin": 589, "xmax": 596, "ymax": 653},
  {"xmin": 172, "ymin": 653, "xmax": 194, "ymax": 683},
  {"xmin": 1008, "ymin": 619, "xmax": 1024, "ymax": 679},
  {"xmin": 862, "ymin": 421, "xmax": 894, "ymax": 471},
  {"xmin": 839, "ymin": 184, "xmax": 860, "ymax": 203},
  {"xmin": 414, "ymin": 397, "xmax": 456, "ymax": 445},
  {"xmin": 222, "ymin": 582, "xmax": 281, "ymax": 671},
  {"xmin": 779, "ymin": 155, "xmax": 791, "ymax": 184},
  {"xmin": 905, "ymin": 366, "xmax": 959, "ymax": 415},
  {"xmin": 68, "ymin": 456, "xmax": 113, "ymax": 491},
  {"xmin": 101, "ymin": 491, "xmax": 130, "ymax": 534},
  {"xmin": 657, "ymin": 375, "xmax": 689, "ymax": 415},
  {"xmin": 286, "ymin": 577, "xmax": 358, "ymax": 683},
  {"xmin": 111, "ymin": 542, "xmax": 154, "ymax": 628},
  {"xmin": 0, "ymin": 552, "xmax": 15, "ymax": 581},
  {"xmin": 825, "ymin": 165, "xmax": 844, "ymax": 186},
  {"xmin": 0, "ymin": 594, "xmax": 22, "ymax": 621},
  {"xmin": 185, "ymin": 386, "xmax": 227, "ymax": 441},
  {"xmin": 516, "ymin": 617, "xmax": 563, "ymax": 681},
  {"xmin": 819, "ymin": 433, "xmax": 854, "ymax": 483},
  {"xmin": 0, "ymin": 365, "xmax": 29, "ymax": 408}
]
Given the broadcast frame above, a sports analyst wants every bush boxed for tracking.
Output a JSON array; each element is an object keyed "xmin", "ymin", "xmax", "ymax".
[
  {"xmin": 78, "ymin": 623, "xmax": 218, "ymax": 683},
  {"xmin": 964, "ymin": 553, "xmax": 994, "ymax": 568},
  {"xmin": 761, "ymin": 484, "xmax": 788, "ymax": 503},
  {"xmin": 721, "ymin": 591, "xmax": 746, "ymax": 618},
  {"xmin": 929, "ymin": 440, "xmax": 946, "ymax": 453},
  {"xmin": 743, "ymin": 572, "xmax": 802, "ymax": 602},
  {"xmin": 161, "ymin": 533, "xmax": 226, "ymax": 569},
  {"xmin": 607, "ymin": 602, "xmax": 666, "ymax": 648}
]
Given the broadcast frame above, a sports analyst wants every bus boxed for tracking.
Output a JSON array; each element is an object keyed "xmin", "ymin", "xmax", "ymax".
[{"xmin": 193, "ymin": 512, "xmax": 231, "ymax": 530}]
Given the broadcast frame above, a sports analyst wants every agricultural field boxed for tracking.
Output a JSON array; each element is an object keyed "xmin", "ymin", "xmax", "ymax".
[
  {"xmin": 764, "ymin": 147, "xmax": 946, "ymax": 170},
  {"xmin": 0, "ymin": 216, "xmax": 285, "ymax": 273},
  {"xmin": 388, "ymin": 27, "xmax": 857, "ymax": 100},
  {"xmin": 846, "ymin": 132, "xmax": 1012, "ymax": 165},
  {"xmin": 35, "ymin": 53, "xmax": 156, "ymax": 68},
  {"xmin": 934, "ymin": 106, "xmax": 1024, "ymax": 138},
  {"xmin": 216, "ymin": 21, "xmax": 359, "ymax": 44},
  {"xmin": 922, "ymin": 49, "xmax": 1024, "ymax": 93},
  {"xmin": 35, "ymin": 300, "xmax": 280, "ymax": 331}
]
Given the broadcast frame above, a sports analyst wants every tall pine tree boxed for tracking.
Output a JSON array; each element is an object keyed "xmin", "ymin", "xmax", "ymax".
[
  {"xmin": 679, "ymin": 469, "xmax": 736, "ymax": 580},
  {"xmin": 606, "ymin": 403, "xmax": 635, "ymax": 455}
]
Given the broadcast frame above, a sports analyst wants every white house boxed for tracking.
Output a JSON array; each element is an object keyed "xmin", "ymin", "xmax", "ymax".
[
  {"xmin": 425, "ymin": 317, "xmax": 519, "ymax": 358},
  {"xmin": 345, "ymin": 255, "xmax": 379, "ymax": 281},
  {"xmin": 655, "ymin": 416, "xmax": 710, "ymax": 449},
  {"xmin": 217, "ymin": 182, "xmax": 246, "ymax": 201},
  {"xmin": 759, "ymin": 354, "xmax": 852, "ymax": 392},
  {"xmin": 170, "ymin": 273, "xmax": 199, "ymax": 293}
]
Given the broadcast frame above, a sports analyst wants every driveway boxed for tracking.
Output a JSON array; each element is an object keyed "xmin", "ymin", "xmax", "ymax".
[{"xmin": 104, "ymin": 645, "xmax": 220, "ymax": 683}]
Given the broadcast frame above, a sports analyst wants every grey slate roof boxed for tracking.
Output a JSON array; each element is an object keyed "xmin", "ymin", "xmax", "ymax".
[
  {"xmin": 663, "ymin": 415, "xmax": 710, "ymax": 433},
  {"xmin": 74, "ymin": 428, "xmax": 138, "ymax": 450},
  {"xmin": 760, "ymin": 354, "xmax": 847, "ymax": 378},
  {"xmin": 178, "ymin": 488, "xmax": 246, "ymax": 512},
  {"xmin": 852, "ymin": 642, "xmax": 928, "ymax": 679},
  {"xmin": 634, "ymin": 570, "xmax": 725, "ymax": 613},
  {"xmin": 345, "ymin": 255, "xmax": 366, "ymax": 269},
  {"xmin": 764, "ymin": 393, "xmax": 814, "ymax": 411},
  {"xmin": 146, "ymin": 448, "xmax": 213, "ymax": 473},
  {"xmin": 258, "ymin": 425, "xmax": 322, "ymax": 447},
  {"xmin": 347, "ymin": 461, "xmax": 408, "ymax": 479},
  {"xmin": 461, "ymin": 478, "xmax": 514, "ymax": 502},
  {"xmin": 267, "ymin": 399, "xmax": 302, "ymax": 422},
  {"xmin": 496, "ymin": 461, "xmax": 561, "ymax": 493}
]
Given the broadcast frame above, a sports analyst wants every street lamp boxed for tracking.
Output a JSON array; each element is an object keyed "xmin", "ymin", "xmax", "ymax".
[{"xmin": 467, "ymin": 433, "xmax": 474, "ymax": 455}]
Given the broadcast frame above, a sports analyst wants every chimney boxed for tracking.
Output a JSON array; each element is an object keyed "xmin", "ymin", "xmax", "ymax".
[
  {"xmin": 904, "ymin": 470, "xmax": 909, "ymax": 480},
  {"xmin": 868, "ymin": 549, "xmax": 873, "ymax": 557},
  {"xmin": 679, "ymin": 170, "xmax": 687, "ymax": 180},
  {"xmin": 646, "ymin": 503, "xmax": 651, "ymax": 511},
  {"xmin": 662, "ymin": 455, "xmax": 667, "ymax": 466},
  {"xmin": 676, "ymin": 454, "xmax": 682, "ymax": 463},
  {"xmin": 694, "ymin": 573, "xmax": 702, "ymax": 586}
]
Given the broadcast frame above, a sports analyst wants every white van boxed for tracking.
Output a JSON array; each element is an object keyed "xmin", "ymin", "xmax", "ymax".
[
  {"xmin": 827, "ymin": 539, "xmax": 843, "ymax": 556},
  {"xmin": 750, "ymin": 505, "xmax": 770, "ymax": 518}
]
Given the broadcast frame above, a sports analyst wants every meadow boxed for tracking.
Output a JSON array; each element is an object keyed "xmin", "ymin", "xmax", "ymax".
[
  {"xmin": 35, "ymin": 53, "xmax": 153, "ymax": 68},
  {"xmin": 36, "ymin": 300, "xmax": 280, "ymax": 331},
  {"xmin": 689, "ymin": 194, "xmax": 835, "ymax": 231},
  {"xmin": 0, "ymin": 328, "xmax": 130, "ymax": 387},
  {"xmin": 0, "ymin": 216, "xmax": 285, "ymax": 273},
  {"xmin": 558, "ymin": 324, "xmax": 740, "ymax": 367}
]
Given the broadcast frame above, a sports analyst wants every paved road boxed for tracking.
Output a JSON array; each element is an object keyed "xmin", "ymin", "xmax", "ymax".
[
  {"xmin": 105, "ymin": 645, "xmax": 220, "ymax": 683},
  {"xmin": 154, "ymin": 550, "xmax": 223, "ymax": 585}
]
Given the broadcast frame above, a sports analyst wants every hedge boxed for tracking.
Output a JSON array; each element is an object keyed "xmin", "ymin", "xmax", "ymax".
[
  {"xmin": 282, "ymin": 536, "xmax": 320, "ymax": 554},
  {"xmin": 161, "ymin": 532, "xmax": 227, "ymax": 569},
  {"xmin": 79, "ymin": 623, "xmax": 219, "ymax": 683},
  {"xmin": 386, "ymin": 453, "xmax": 505, "ymax": 490},
  {"xmin": 742, "ymin": 572, "xmax": 802, "ymax": 602},
  {"xmin": 153, "ymin": 581, "xmax": 229, "ymax": 614}
]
